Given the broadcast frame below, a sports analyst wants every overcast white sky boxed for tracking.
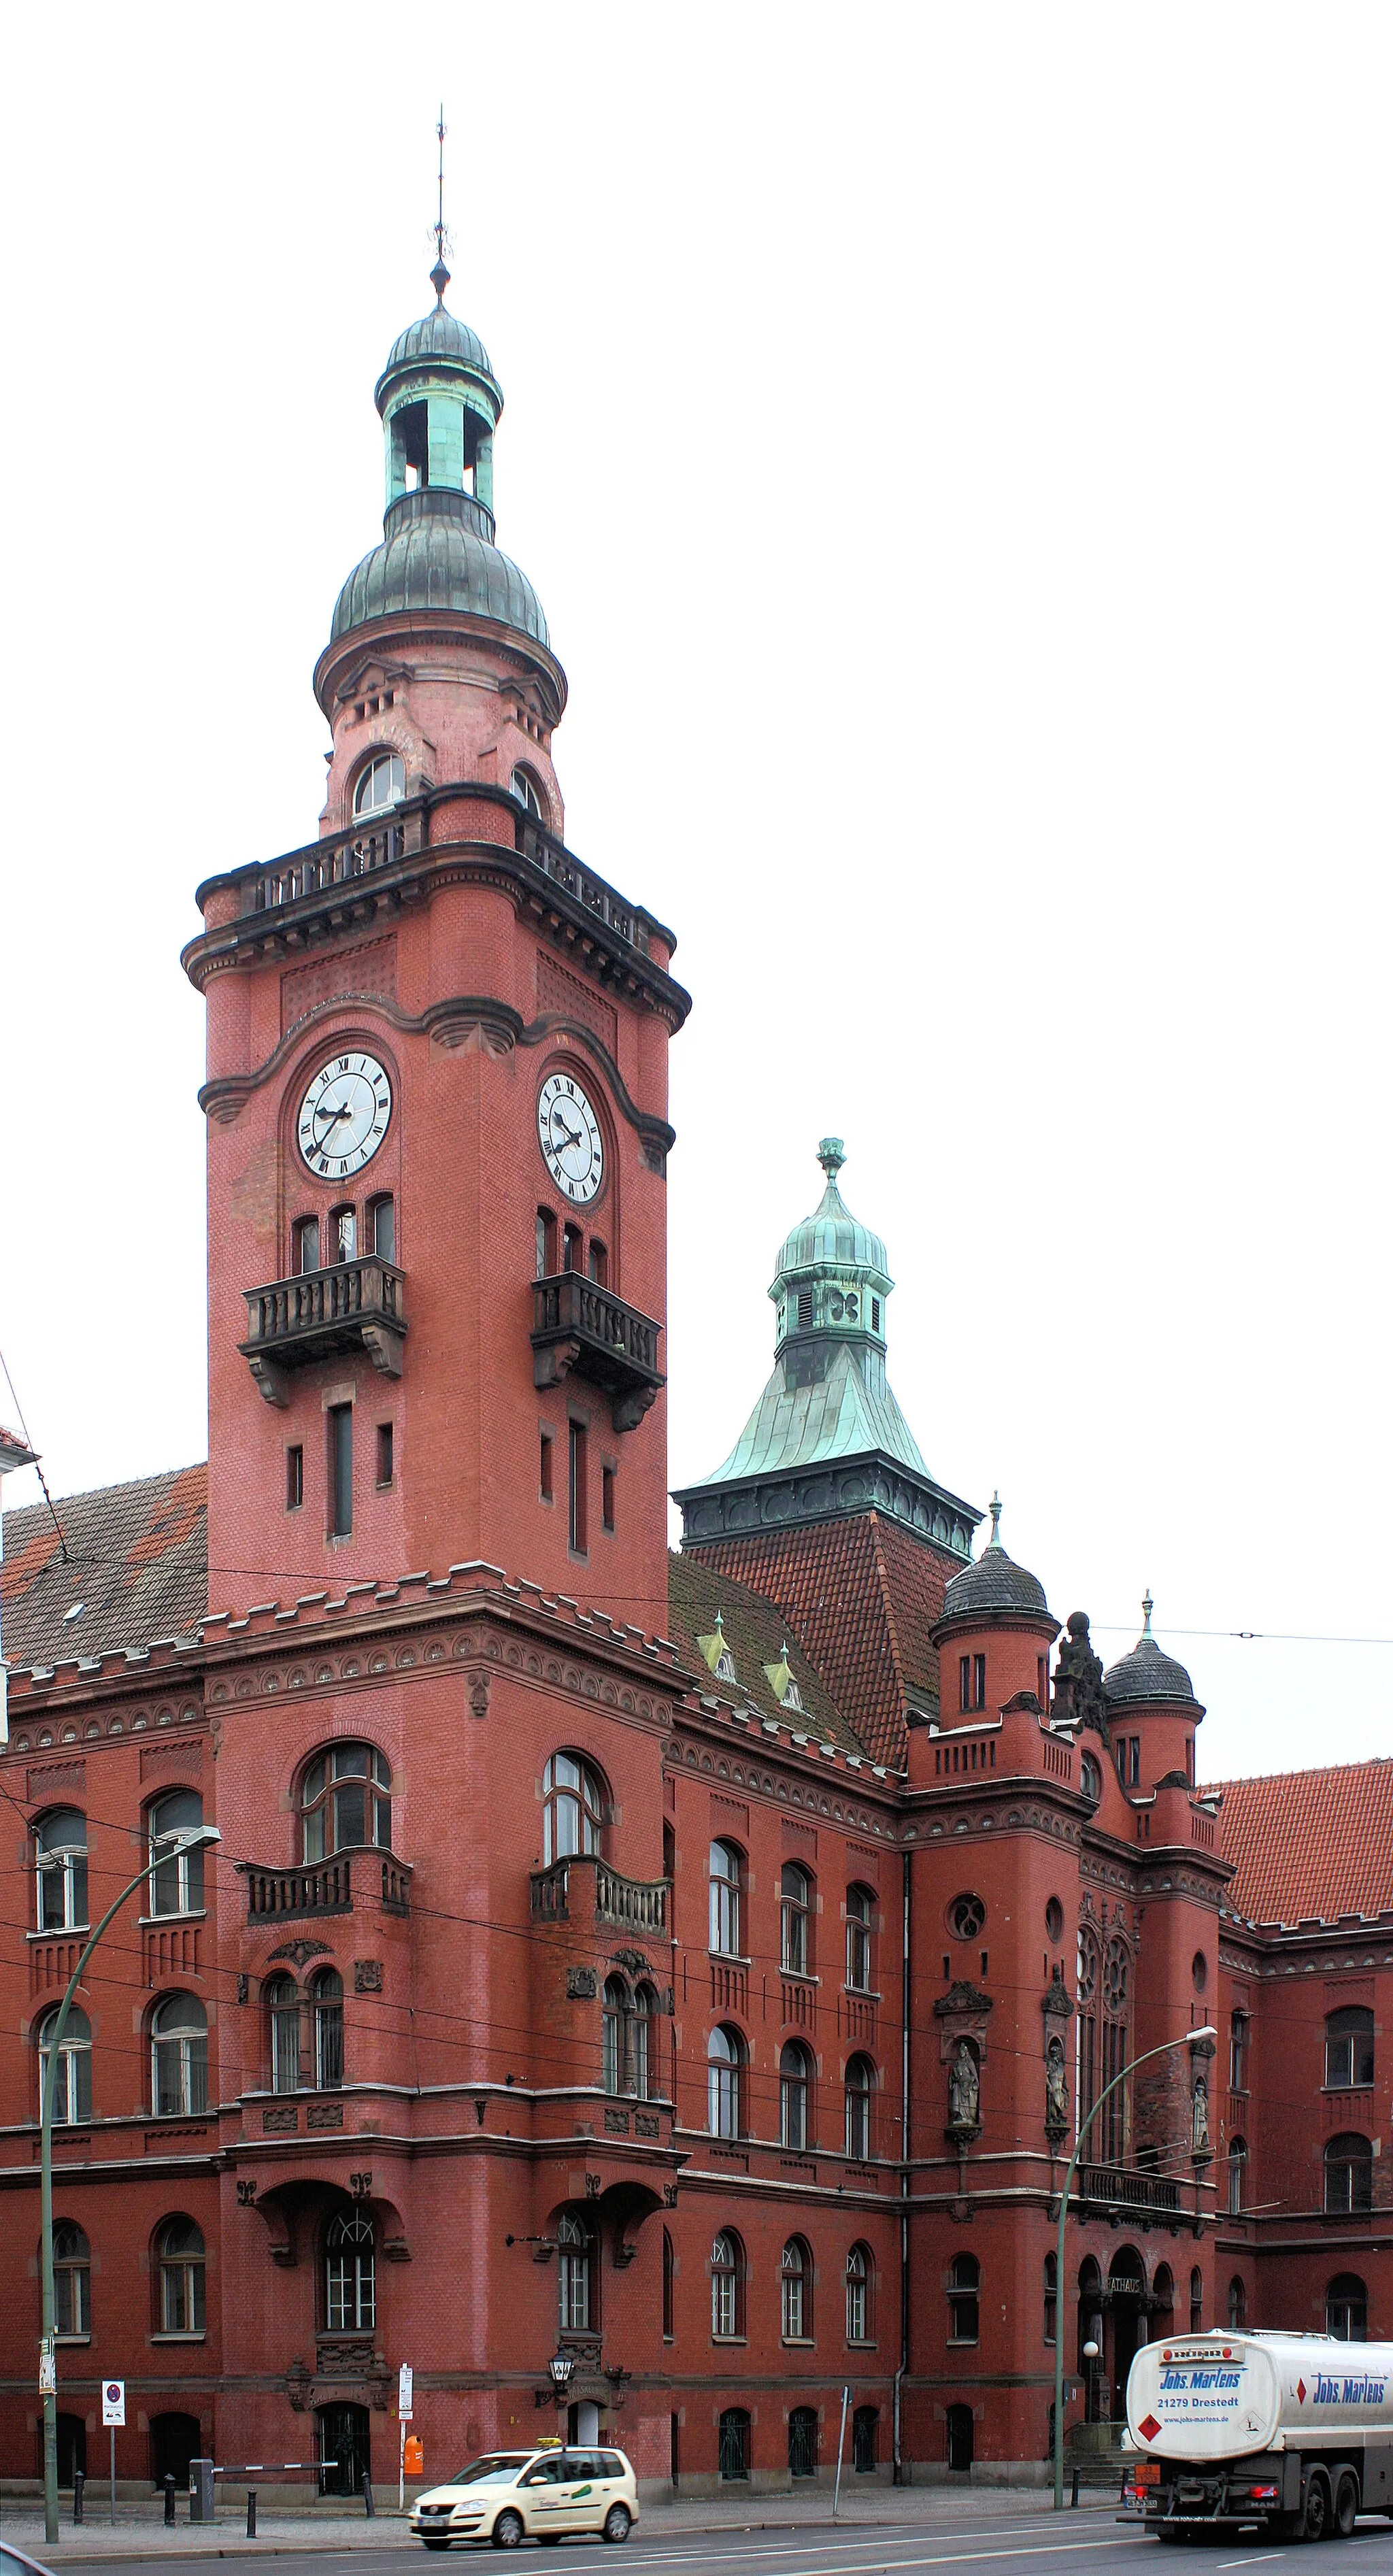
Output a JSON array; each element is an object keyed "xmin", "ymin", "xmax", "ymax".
[{"xmin": 2, "ymin": 5, "xmax": 1389, "ymax": 1784}]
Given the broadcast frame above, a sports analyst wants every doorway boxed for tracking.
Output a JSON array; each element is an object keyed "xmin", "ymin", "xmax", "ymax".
[
  {"xmin": 1108, "ymin": 2248, "xmax": 1147, "ymax": 2421},
  {"xmin": 317, "ymin": 2402, "xmax": 371, "ymax": 2497},
  {"xmin": 150, "ymin": 2413, "xmax": 200, "ymax": 2490},
  {"xmin": 56, "ymin": 2413, "xmax": 86, "ymax": 2488},
  {"xmin": 947, "ymin": 2404, "xmax": 973, "ymax": 2473},
  {"xmin": 565, "ymin": 2400, "xmax": 600, "ymax": 2445}
]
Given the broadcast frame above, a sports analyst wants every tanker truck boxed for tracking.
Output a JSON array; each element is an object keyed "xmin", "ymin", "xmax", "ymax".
[{"xmin": 1126, "ymin": 2330, "xmax": 1393, "ymax": 2541}]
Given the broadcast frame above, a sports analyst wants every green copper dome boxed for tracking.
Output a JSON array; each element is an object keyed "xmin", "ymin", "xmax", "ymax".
[
  {"xmin": 377, "ymin": 305, "xmax": 496, "ymax": 398},
  {"xmin": 330, "ymin": 489, "xmax": 549, "ymax": 648},
  {"xmin": 775, "ymin": 1138, "xmax": 890, "ymax": 1286}
]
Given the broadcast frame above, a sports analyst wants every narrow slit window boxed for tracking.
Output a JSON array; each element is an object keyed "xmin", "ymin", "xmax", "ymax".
[
  {"xmin": 563, "ymin": 1222, "xmax": 582, "ymax": 1273},
  {"xmin": 370, "ymin": 1195, "xmax": 396, "ymax": 1261},
  {"xmin": 602, "ymin": 1465, "xmax": 616, "ymax": 1533},
  {"xmin": 537, "ymin": 1209, "xmax": 556, "ymax": 1278},
  {"xmin": 569, "ymin": 1419, "xmax": 588, "ymax": 1554},
  {"xmin": 588, "ymin": 1240, "xmax": 609, "ymax": 1286},
  {"xmin": 294, "ymin": 1216, "xmax": 320, "ymax": 1275},
  {"xmin": 286, "ymin": 1444, "xmax": 304, "ymax": 1511},
  {"xmin": 328, "ymin": 1405, "xmax": 353, "ymax": 1537},
  {"xmin": 973, "ymin": 1652, "xmax": 986, "ymax": 1710},
  {"xmin": 375, "ymin": 1422, "xmax": 394, "ymax": 1487},
  {"xmin": 539, "ymin": 1426, "xmax": 554, "ymax": 1503}
]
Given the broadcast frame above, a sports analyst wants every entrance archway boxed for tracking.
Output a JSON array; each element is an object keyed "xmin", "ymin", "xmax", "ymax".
[
  {"xmin": 1077, "ymin": 2257, "xmax": 1106, "ymax": 2422},
  {"xmin": 1108, "ymin": 2247, "xmax": 1147, "ymax": 2420}
]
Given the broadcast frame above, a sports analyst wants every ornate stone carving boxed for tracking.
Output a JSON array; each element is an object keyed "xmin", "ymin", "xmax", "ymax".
[
  {"xmin": 947, "ymin": 2038, "xmax": 980, "ymax": 2138},
  {"xmin": 236, "ymin": 1973, "xmax": 249, "ymax": 2005},
  {"xmin": 307, "ymin": 2101, "xmax": 344, "ymax": 2130},
  {"xmin": 263, "ymin": 2105, "xmax": 299, "ymax": 2135},
  {"xmin": 611, "ymin": 1948, "xmax": 654, "ymax": 1978},
  {"xmin": 267, "ymin": 1938, "xmax": 333, "ymax": 1969},
  {"xmin": 1192, "ymin": 2072, "xmax": 1211, "ymax": 2160},
  {"xmin": 1053, "ymin": 1610, "xmax": 1111, "ymax": 1743},
  {"xmin": 567, "ymin": 1966, "xmax": 599, "ymax": 2000},
  {"xmin": 469, "ymin": 1671, "xmax": 491, "ymax": 1720},
  {"xmin": 1041, "ymin": 1963, "xmax": 1075, "ymax": 2020},
  {"xmin": 1045, "ymin": 2033, "xmax": 1069, "ymax": 2137},
  {"xmin": 604, "ymin": 2107, "xmax": 630, "ymax": 2135},
  {"xmin": 354, "ymin": 1959, "xmax": 384, "ymax": 1994}
]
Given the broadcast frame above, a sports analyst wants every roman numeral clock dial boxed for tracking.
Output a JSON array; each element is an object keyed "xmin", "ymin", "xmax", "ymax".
[
  {"xmin": 537, "ymin": 1073, "xmax": 603, "ymax": 1203},
  {"xmin": 297, "ymin": 1052, "xmax": 392, "ymax": 1179}
]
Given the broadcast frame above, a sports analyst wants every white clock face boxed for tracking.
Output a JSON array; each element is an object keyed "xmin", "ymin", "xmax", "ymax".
[
  {"xmin": 297, "ymin": 1052, "xmax": 392, "ymax": 1180},
  {"xmin": 537, "ymin": 1072, "xmax": 604, "ymax": 1204}
]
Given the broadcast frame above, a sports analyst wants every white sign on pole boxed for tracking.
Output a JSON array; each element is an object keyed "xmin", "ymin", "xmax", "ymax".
[
  {"xmin": 38, "ymin": 2352, "xmax": 56, "ymax": 2396},
  {"xmin": 102, "ymin": 2381, "xmax": 126, "ymax": 2427},
  {"xmin": 398, "ymin": 2364, "xmax": 414, "ymax": 2422}
]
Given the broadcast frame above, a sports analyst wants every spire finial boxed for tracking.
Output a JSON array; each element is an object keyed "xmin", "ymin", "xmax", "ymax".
[
  {"xmin": 817, "ymin": 1135, "xmax": 846, "ymax": 1180},
  {"xmin": 1141, "ymin": 1588, "xmax": 1154, "ymax": 1639},
  {"xmin": 988, "ymin": 1491, "xmax": 1003, "ymax": 1549},
  {"xmin": 430, "ymin": 104, "xmax": 452, "ymax": 304}
]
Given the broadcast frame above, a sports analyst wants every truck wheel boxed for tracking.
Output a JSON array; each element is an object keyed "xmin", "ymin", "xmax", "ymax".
[
  {"xmin": 1333, "ymin": 2473, "xmax": 1359, "ymax": 2539},
  {"xmin": 1300, "ymin": 2473, "xmax": 1331, "ymax": 2543}
]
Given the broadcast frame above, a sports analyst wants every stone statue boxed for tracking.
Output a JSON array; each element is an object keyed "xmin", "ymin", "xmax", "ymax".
[
  {"xmin": 1192, "ymin": 2073, "xmax": 1210, "ymax": 2156},
  {"xmin": 1054, "ymin": 1609, "xmax": 1111, "ymax": 1743},
  {"xmin": 949, "ymin": 2039, "xmax": 979, "ymax": 2132},
  {"xmin": 1045, "ymin": 2036, "xmax": 1069, "ymax": 2133}
]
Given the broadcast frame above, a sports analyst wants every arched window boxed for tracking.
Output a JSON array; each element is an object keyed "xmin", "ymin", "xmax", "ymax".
[
  {"xmin": 1326, "ymin": 2007, "xmax": 1375, "ymax": 2090},
  {"xmin": 39, "ymin": 2006, "xmax": 91, "ymax": 2125},
  {"xmin": 156, "ymin": 2218, "xmax": 206, "ymax": 2334},
  {"xmin": 846, "ymin": 2241, "xmax": 872, "ymax": 2343},
  {"xmin": 788, "ymin": 2406, "xmax": 818, "ymax": 2477},
  {"xmin": 325, "ymin": 2210, "xmax": 375, "ymax": 2330},
  {"xmin": 312, "ymin": 1969, "xmax": 343, "ymax": 2090},
  {"xmin": 781, "ymin": 1864, "xmax": 811, "ymax": 1974},
  {"xmin": 779, "ymin": 2041, "xmax": 812, "ymax": 2150},
  {"xmin": 1080, "ymin": 1753, "xmax": 1102, "ymax": 1801},
  {"xmin": 301, "ymin": 1745, "xmax": 391, "ymax": 1859},
  {"xmin": 542, "ymin": 1753, "xmax": 603, "ymax": 1864},
  {"xmin": 845, "ymin": 1885, "xmax": 873, "ymax": 1992},
  {"xmin": 844, "ymin": 2052, "xmax": 874, "ymax": 2160},
  {"xmin": 948, "ymin": 2251, "xmax": 979, "ymax": 2345},
  {"xmin": 711, "ymin": 2228, "xmax": 742, "ymax": 2339},
  {"xmin": 1326, "ymin": 2133, "xmax": 1374, "ymax": 2215},
  {"xmin": 1228, "ymin": 2275, "xmax": 1248, "ymax": 2330},
  {"xmin": 35, "ymin": 1811, "xmax": 87, "ymax": 1931},
  {"xmin": 1328, "ymin": 2273, "xmax": 1369, "ymax": 2341},
  {"xmin": 603, "ymin": 1976, "xmax": 628, "ymax": 2095},
  {"xmin": 1190, "ymin": 2266, "xmax": 1204, "ymax": 2333},
  {"xmin": 266, "ymin": 1977, "xmax": 299, "ymax": 2094},
  {"xmin": 707, "ymin": 2025, "xmax": 743, "ymax": 2138},
  {"xmin": 148, "ymin": 1790, "xmax": 204, "ymax": 1917},
  {"xmin": 709, "ymin": 1841, "xmax": 742, "ymax": 1955},
  {"xmin": 782, "ymin": 2236, "xmax": 812, "ymax": 2340},
  {"xmin": 1100, "ymin": 1935, "xmax": 1129, "ymax": 2161},
  {"xmin": 51, "ymin": 2222, "xmax": 90, "ymax": 2337},
  {"xmin": 1153, "ymin": 2264, "xmax": 1175, "ymax": 2332},
  {"xmin": 718, "ymin": 2407, "xmax": 750, "ymax": 2481},
  {"xmin": 662, "ymin": 2228, "xmax": 675, "ymax": 2340},
  {"xmin": 556, "ymin": 2211, "xmax": 594, "ymax": 2334},
  {"xmin": 1044, "ymin": 2249, "xmax": 1058, "ymax": 2346},
  {"xmin": 1228, "ymin": 2136, "xmax": 1247, "ymax": 2215},
  {"xmin": 633, "ymin": 1984, "xmax": 656, "ymax": 2101},
  {"xmin": 354, "ymin": 752, "xmax": 404, "ymax": 818},
  {"xmin": 852, "ymin": 2405, "xmax": 878, "ymax": 2473},
  {"xmin": 510, "ymin": 765, "xmax": 546, "ymax": 822},
  {"xmin": 151, "ymin": 1994, "xmax": 207, "ymax": 2118}
]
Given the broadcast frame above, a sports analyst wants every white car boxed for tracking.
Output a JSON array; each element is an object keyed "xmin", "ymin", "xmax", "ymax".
[{"xmin": 410, "ymin": 2445, "xmax": 639, "ymax": 2547}]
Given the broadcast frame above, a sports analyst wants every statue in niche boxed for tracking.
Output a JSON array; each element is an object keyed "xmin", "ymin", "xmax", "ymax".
[
  {"xmin": 1045, "ymin": 2035, "xmax": 1069, "ymax": 2135},
  {"xmin": 948, "ymin": 2039, "xmax": 980, "ymax": 2134},
  {"xmin": 1192, "ymin": 2073, "xmax": 1211, "ymax": 2157}
]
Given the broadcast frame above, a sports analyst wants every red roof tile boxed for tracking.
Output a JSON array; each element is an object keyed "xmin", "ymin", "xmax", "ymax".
[
  {"xmin": 666, "ymin": 1553, "xmax": 865, "ymax": 1753},
  {"xmin": 683, "ymin": 1511, "xmax": 955, "ymax": 1768},
  {"xmin": 1207, "ymin": 1760, "xmax": 1393, "ymax": 1927},
  {"xmin": 1, "ymin": 1465, "xmax": 209, "ymax": 1668}
]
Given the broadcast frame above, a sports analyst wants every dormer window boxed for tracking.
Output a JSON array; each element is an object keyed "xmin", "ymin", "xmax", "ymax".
[
  {"xmin": 511, "ymin": 765, "xmax": 546, "ymax": 822},
  {"xmin": 716, "ymin": 1647, "xmax": 737, "ymax": 1682},
  {"xmin": 354, "ymin": 752, "xmax": 404, "ymax": 818}
]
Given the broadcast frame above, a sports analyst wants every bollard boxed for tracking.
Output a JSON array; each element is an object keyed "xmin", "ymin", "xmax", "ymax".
[
  {"xmin": 73, "ymin": 2469, "xmax": 85, "ymax": 2526},
  {"xmin": 1071, "ymin": 2464, "xmax": 1080, "ymax": 2509},
  {"xmin": 363, "ymin": 2473, "xmax": 375, "ymax": 2520},
  {"xmin": 164, "ymin": 2476, "xmax": 176, "ymax": 2527},
  {"xmin": 246, "ymin": 2490, "xmax": 257, "ymax": 2539},
  {"xmin": 190, "ymin": 2458, "xmax": 216, "ymax": 2524}
]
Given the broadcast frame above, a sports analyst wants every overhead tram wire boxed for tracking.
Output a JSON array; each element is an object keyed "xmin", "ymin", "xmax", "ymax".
[{"xmin": 0, "ymin": 1345, "xmax": 68, "ymax": 1562}]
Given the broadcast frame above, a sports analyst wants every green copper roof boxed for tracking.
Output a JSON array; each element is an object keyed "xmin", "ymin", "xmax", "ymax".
[
  {"xmin": 774, "ymin": 1137, "xmax": 890, "ymax": 1288},
  {"xmin": 376, "ymin": 305, "xmax": 497, "ymax": 406},
  {"xmin": 702, "ymin": 1339, "xmax": 929, "ymax": 1484}
]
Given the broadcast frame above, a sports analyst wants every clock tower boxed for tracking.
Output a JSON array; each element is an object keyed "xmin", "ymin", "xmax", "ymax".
[{"xmin": 184, "ymin": 267, "xmax": 689, "ymax": 1637}]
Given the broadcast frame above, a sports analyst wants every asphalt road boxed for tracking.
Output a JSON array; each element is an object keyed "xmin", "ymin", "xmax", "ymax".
[{"xmin": 50, "ymin": 2515, "xmax": 1393, "ymax": 2576}]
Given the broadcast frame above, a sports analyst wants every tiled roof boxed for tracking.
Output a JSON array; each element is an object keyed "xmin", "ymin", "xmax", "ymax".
[
  {"xmin": 666, "ymin": 1553, "xmax": 867, "ymax": 1756},
  {"xmin": 1208, "ymin": 1760, "xmax": 1393, "ymax": 1927},
  {"xmin": 683, "ymin": 1509, "xmax": 954, "ymax": 1769},
  {"xmin": 1, "ymin": 1465, "xmax": 208, "ymax": 1669},
  {"xmin": 941, "ymin": 1541, "xmax": 1051, "ymax": 1623}
]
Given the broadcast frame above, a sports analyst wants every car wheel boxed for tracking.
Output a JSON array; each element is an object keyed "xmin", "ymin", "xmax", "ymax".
[
  {"xmin": 1301, "ymin": 2474, "xmax": 1331, "ymax": 2543},
  {"xmin": 603, "ymin": 2503, "xmax": 632, "ymax": 2544},
  {"xmin": 1334, "ymin": 2474, "xmax": 1359, "ymax": 2540},
  {"xmin": 492, "ymin": 2510, "xmax": 526, "ymax": 2549}
]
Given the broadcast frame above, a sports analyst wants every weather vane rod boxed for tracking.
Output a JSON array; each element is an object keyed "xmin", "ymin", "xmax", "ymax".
[{"xmin": 431, "ymin": 103, "xmax": 451, "ymax": 303}]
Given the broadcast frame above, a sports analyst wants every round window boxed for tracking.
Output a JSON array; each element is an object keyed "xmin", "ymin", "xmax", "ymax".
[
  {"xmin": 1045, "ymin": 1896, "xmax": 1064, "ymax": 1944},
  {"xmin": 948, "ymin": 1893, "xmax": 986, "ymax": 1942}
]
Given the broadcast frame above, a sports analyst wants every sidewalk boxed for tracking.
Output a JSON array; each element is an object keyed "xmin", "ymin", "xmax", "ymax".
[{"xmin": 0, "ymin": 2485, "xmax": 1123, "ymax": 2558}]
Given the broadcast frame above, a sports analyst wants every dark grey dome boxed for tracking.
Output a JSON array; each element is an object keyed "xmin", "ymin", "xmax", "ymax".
[
  {"xmin": 941, "ymin": 1541, "xmax": 1050, "ymax": 1624},
  {"xmin": 1103, "ymin": 1633, "xmax": 1196, "ymax": 1707},
  {"xmin": 377, "ymin": 305, "xmax": 496, "ymax": 394},
  {"xmin": 330, "ymin": 488, "xmax": 548, "ymax": 650}
]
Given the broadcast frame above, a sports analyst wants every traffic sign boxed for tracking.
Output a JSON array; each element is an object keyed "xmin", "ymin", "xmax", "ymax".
[
  {"xmin": 398, "ymin": 2363, "xmax": 413, "ymax": 2421},
  {"xmin": 102, "ymin": 2381, "xmax": 125, "ymax": 2427}
]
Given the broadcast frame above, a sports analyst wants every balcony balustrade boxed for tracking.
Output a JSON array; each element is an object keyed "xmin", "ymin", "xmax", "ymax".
[
  {"xmin": 530, "ymin": 1853, "xmax": 669, "ymax": 1937},
  {"xmin": 239, "ymin": 1854, "xmax": 413, "ymax": 1922},
  {"xmin": 1076, "ymin": 2162, "xmax": 1181, "ymax": 2215},
  {"xmin": 531, "ymin": 1273, "xmax": 663, "ymax": 1433},
  {"xmin": 240, "ymin": 1256, "xmax": 406, "ymax": 1405}
]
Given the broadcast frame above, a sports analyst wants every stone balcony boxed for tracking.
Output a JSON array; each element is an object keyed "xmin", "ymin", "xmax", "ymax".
[
  {"xmin": 531, "ymin": 1273, "xmax": 663, "ymax": 1433},
  {"xmin": 530, "ymin": 1853, "xmax": 669, "ymax": 1938},
  {"xmin": 240, "ymin": 1256, "xmax": 406, "ymax": 1405},
  {"xmin": 237, "ymin": 1853, "xmax": 414, "ymax": 1923},
  {"xmin": 1075, "ymin": 2162, "xmax": 1181, "ymax": 2215}
]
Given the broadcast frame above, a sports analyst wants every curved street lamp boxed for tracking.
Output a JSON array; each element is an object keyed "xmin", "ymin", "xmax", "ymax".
[
  {"xmin": 1052, "ymin": 2023, "xmax": 1217, "ymax": 2511},
  {"xmin": 40, "ymin": 1825, "xmax": 221, "ymax": 2545}
]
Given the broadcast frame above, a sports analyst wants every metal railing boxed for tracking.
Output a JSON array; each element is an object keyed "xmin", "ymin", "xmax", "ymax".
[{"xmin": 1076, "ymin": 2162, "xmax": 1181, "ymax": 2213}]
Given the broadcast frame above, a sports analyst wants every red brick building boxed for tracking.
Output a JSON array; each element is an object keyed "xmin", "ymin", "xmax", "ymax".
[{"xmin": 1, "ymin": 273, "xmax": 1388, "ymax": 2500}]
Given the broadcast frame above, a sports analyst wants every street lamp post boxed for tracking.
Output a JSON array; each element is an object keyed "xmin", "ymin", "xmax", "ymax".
[
  {"xmin": 40, "ymin": 1826, "xmax": 221, "ymax": 2545},
  {"xmin": 1052, "ymin": 2024, "xmax": 1217, "ymax": 2511}
]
